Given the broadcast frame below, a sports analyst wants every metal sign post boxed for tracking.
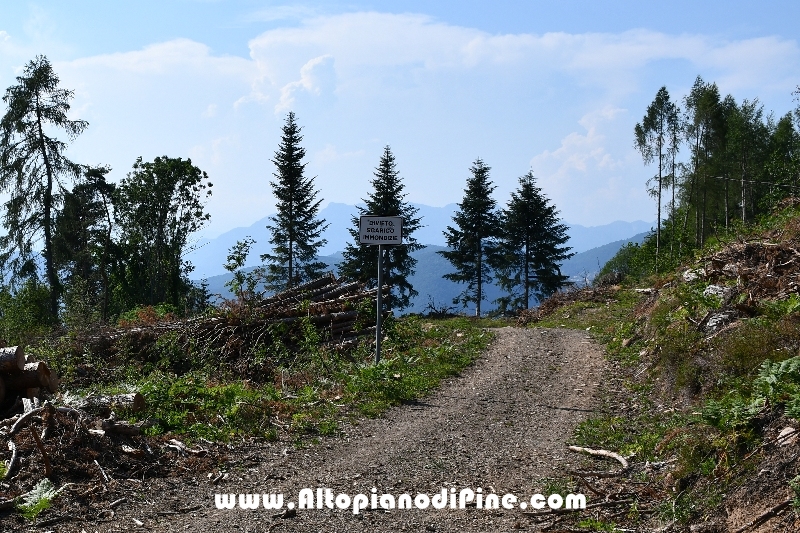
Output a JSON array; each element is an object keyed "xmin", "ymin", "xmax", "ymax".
[
  {"xmin": 375, "ymin": 244, "xmax": 383, "ymax": 365},
  {"xmin": 358, "ymin": 215, "xmax": 403, "ymax": 364}
]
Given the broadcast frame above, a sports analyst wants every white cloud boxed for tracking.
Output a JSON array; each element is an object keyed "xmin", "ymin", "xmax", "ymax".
[
  {"xmin": 246, "ymin": 15, "xmax": 799, "ymax": 98},
  {"xmin": 5, "ymin": 11, "xmax": 796, "ymax": 232},
  {"xmin": 67, "ymin": 39, "xmax": 254, "ymax": 78},
  {"xmin": 532, "ymin": 106, "xmax": 651, "ymax": 225},
  {"xmin": 276, "ymin": 54, "xmax": 335, "ymax": 113},
  {"xmin": 202, "ymin": 104, "xmax": 217, "ymax": 118}
]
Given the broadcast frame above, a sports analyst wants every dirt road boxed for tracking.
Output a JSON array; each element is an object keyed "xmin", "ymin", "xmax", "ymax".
[{"xmin": 71, "ymin": 327, "xmax": 607, "ymax": 532}]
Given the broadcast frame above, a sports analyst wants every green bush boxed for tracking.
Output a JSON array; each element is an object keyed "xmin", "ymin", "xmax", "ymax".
[{"xmin": 0, "ymin": 280, "xmax": 55, "ymax": 345}]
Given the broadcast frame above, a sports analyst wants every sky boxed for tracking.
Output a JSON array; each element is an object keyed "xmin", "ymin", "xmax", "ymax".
[{"xmin": 1, "ymin": 1, "xmax": 799, "ymax": 238}]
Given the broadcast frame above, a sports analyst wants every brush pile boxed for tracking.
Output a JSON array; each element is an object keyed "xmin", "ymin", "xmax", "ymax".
[{"xmin": 71, "ymin": 273, "xmax": 386, "ymax": 384}]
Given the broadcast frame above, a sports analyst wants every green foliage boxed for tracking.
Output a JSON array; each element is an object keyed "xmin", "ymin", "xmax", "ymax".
[
  {"xmin": 223, "ymin": 237, "xmax": 264, "ymax": 304},
  {"xmin": 495, "ymin": 170, "xmax": 573, "ymax": 311},
  {"xmin": 136, "ymin": 371, "xmax": 281, "ymax": 441},
  {"xmin": 118, "ymin": 303, "xmax": 177, "ymax": 326},
  {"xmin": 577, "ymin": 518, "xmax": 617, "ymax": 532},
  {"xmin": 344, "ymin": 317, "xmax": 492, "ymax": 417},
  {"xmin": 0, "ymin": 55, "xmax": 88, "ymax": 318},
  {"xmin": 338, "ymin": 146, "xmax": 425, "ymax": 310},
  {"xmin": 0, "ymin": 280, "xmax": 55, "ymax": 345},
  {"xmin": 439, "ymin": 159, "xmax": 503, "ymax": 316},
  {"xmin": 701, "ymin": 356, "xmax": 800, "ymax": 433},
  {"xmin": 790, "ymin": 475, "xmax": 800, "ymax": 509},
  {"xmin": 54, "ymin": 166, "xmax": 116, "ymax": 323},
  {"xmin": 262, "ymin": 112, "xmax": 329, "ymax": 291},
  {"xmin": 17, "ymin": 479, "xmax": 67, "ymax": 521},
  {"xmin": 113, "ymin": 155, "xmax": 212, "ymax": 311}
]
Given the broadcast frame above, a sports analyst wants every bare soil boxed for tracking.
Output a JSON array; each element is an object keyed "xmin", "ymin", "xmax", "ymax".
[{"xmin": 5, "ymin": 326, "xmax": 606, "ymax": 532}]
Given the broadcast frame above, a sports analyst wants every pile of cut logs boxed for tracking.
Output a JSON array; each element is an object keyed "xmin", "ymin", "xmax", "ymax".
[
  {"xmin": 183, "ymin": 273, "xmax": 389, "ymax": 349},
  {"xmin": 0, "ymin": 346, "xmax": 59, "ymax": 405}
]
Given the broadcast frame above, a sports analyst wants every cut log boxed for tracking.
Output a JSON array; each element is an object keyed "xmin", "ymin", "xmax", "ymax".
[
  {"xmin": 0, "ymin": 346, "xmax": 24, "ymax": 372},
  {"xmin": 4, "ymin": 362, "xmax": 53, "ymax": 392},
  {"xmin": 77, "ymin": 392, "xmax": 146, "ymax": 415},
  {"xmin": 101, "ymin": 417, "xmax": 154, "ymax": 436}
]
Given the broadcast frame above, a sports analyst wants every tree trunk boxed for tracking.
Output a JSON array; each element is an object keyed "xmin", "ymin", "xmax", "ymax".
[
  {"xmin": 0, "ymin": 346, "xmax": 25, "ymax": 372},
  {"xmin": 36, "ymin": 103, "xmax": 59, "ymax": 318},
  {"xmin": 476, "ymin": 240, "xmax": 482, "ymax": 317},
  {"xmin": 656, "ymin": 142, "xmax": 662, "ymax": 273},
  {"xmin": 524, "ymin": 237, "xmax": 530, "ymax": 309},
  {"xmin": 76, "ymin": 392, "xmax": 146, "ymax": 416},
  {"xmin": 4, "ymin": 361, "xmax": 56, "ymax": 393}
]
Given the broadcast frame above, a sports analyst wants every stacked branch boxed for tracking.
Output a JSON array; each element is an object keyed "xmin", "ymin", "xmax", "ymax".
[{"xmin": 76, "ymin": 274, "xmax": 389, "ymax": 381}]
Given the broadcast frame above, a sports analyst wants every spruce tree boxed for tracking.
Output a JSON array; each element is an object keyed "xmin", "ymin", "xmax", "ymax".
[
  {"xmin": 496, "ymin": 170, "xmax": 573, "ymax": 311},
  {"xmin": 261, "ymin": 112, "xmax": 329, "ymax": 291},
  {"xmin": 338, "ymin": 146, "xmax": 424, "ymax": 310},
  {"xmin": 439, "ymin": 159, "xmax": 502, "ymax": 316}
]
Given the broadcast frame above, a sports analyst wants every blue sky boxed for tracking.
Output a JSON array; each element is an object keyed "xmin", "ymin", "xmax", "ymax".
[{"xmin": 1, "ymin": 1, "xmax": 799, "ymax": 237}]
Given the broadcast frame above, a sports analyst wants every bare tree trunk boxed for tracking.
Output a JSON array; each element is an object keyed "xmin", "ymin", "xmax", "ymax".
[
  {"xmin": 476, "ymin": 241, "xmax": 482, "ymax": 317},
  {"xmin": 36, "ymin": 103, "xmax": 59, "ymax": 318}
]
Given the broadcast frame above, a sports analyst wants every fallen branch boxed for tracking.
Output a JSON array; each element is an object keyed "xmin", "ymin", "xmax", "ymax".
[
  {"xmin": 572, "ymin": 473, "xmax": 608, "ymax": 498},
  {"xmin": 4, "ymin": 441, "xmax": 19, "ymax": 479},
  {"xmin": 9, "ymin": 405, "xmax": 44, "ymax": 436},
  {"xmin": 0, "ymin": 498, "xmax": 16, "ymax": 510},
  {"xmin": 110, "ymin": 498, "xmax": 127, "ymax": 509},
  {"xmin": 568, "ymin": 445, "xmax": 629, "ymax": 470},
  {"xmin": 732, "ymin": 498, "xmax": 792, "ymax": 533},
  {"xmin": 101, "ymin": 418, "xmax": 155, "ymax": 436},
  {"xmin": 30, "ymin": 425, "xmax": 52, "ymax": 477},
  {"xmin": 567, "ymin": 468, "xmax": 625, "ymax": 479},
  {"xmin": 94, "ymin": 459, "xmax": 110, "ymax": 482}
]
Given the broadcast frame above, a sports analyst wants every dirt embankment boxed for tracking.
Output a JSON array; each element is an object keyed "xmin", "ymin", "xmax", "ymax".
[{"xmin": 27, "ymin": 327, "xmax": 605, "ymax": 533}]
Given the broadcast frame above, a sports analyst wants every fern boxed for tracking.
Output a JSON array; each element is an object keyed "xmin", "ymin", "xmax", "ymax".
[{"xmin": 17, "ymin": 479, "xmax": 68, "ymax": 520}]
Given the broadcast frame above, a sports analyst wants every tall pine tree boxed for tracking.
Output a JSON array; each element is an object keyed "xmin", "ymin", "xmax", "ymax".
[
  {"xmin": 496, "ymin": 171, "xmax": 573, "ymax": 311},
  {"xmin": 338, "ymin": 146, "xmax": 424, "ymax": 310},
  {"xmin": 439, "ymin": 159, "xmax": 502, "ymax": 316},
  {"xmin": 261, "ymin": 112, "xmax": 329, "ymax": 291},
  {"xmin": 0, "ymin": 55, "xmax": 88, "ymax": 317}
]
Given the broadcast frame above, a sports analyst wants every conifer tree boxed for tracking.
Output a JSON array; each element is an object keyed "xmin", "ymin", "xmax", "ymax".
[
  {"xmin": 439, "ymin": 159, "xmax": 502, "ymax": 316},
  {"xmin": 496, "ymin": 171, "xmax": 573, "ymax": 311},
  {"xmin": 0, "ymin": 55, "xmax": 88, "ymax": 317},
  {"xmin": 261, "ymin": 112, "xmax": 328, "ymax": 291},
  {"xmin": 338, "ymin": 146, "xmax": 424, "ymax": 310}
]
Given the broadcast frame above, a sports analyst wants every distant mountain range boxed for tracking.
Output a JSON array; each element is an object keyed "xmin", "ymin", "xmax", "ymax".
[
  {"xmin": 193, "ymin": 203, "xmax": 652, "ymax": 314},
  {"xmin": 186, "ymin": 202, "xmax": 653, "ymax": 281}
]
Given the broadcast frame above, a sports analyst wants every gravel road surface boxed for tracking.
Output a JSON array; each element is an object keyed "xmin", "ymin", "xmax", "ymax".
[{"xmin": 60, "ymin": 326, "xmax": 606, "ymax": 533}]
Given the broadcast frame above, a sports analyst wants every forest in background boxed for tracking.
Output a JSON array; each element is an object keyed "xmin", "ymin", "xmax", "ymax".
[
  {"xmin": 0, "ymin": 55, "xmax": 572, "ymax": 345},
  {"xmin": 602, "ymin": 78, "xmax": 800, "ymax": 278}
]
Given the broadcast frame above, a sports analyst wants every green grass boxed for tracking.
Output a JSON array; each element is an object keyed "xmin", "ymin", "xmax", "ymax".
[{"xmin": 54, "ymin": 316, "xmax": 493, "ymax": 443}]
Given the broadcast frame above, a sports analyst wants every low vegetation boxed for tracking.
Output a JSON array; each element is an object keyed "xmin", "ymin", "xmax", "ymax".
[
  {"xmin": 526, "ymin": 201, "xmax": 800, "ymax": 530},
  {"xmin": 29, "ymin": 315, "xmax": 495, "ymax": 445}
]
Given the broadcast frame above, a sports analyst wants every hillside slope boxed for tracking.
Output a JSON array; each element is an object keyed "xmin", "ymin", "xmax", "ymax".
[{"xmin": 524, "ymin": 202, "xmax": 800, "ymax": 531}]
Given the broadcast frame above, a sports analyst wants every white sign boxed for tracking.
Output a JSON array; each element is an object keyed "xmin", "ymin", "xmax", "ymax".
[{"xmin": 358, "ymin": 216, "xmax": 403, "ymax": 245}]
